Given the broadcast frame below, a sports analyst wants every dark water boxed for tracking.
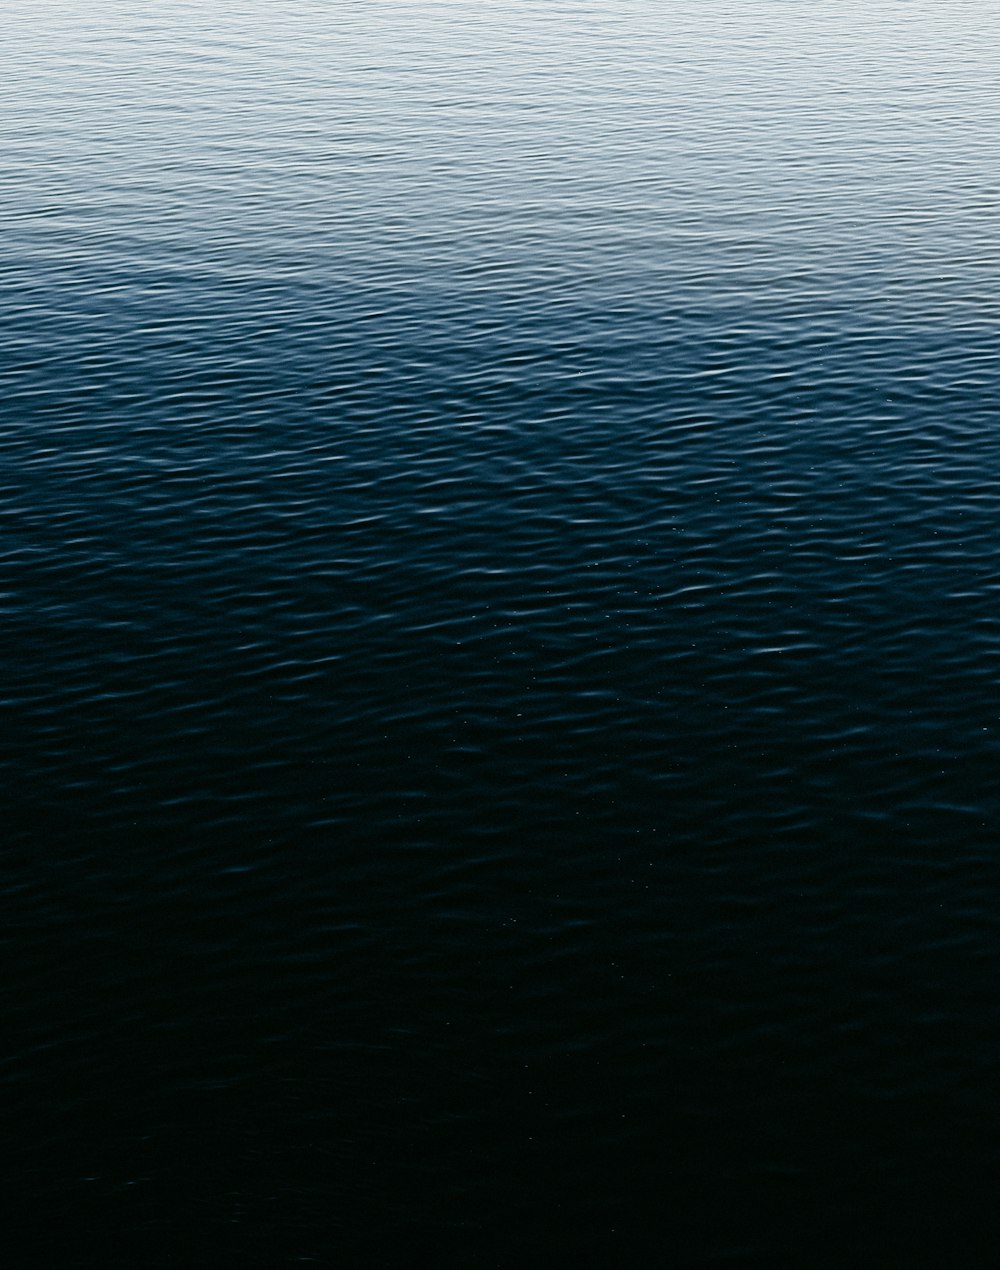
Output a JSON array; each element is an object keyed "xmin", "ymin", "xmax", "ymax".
[{"xmin": 6, "ymin": 1, "xmax": 1000, "ymax": 1263}]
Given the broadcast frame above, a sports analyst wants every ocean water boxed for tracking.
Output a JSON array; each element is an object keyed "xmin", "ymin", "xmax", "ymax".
[{"xmin": 6, "ymin": 0, "xmax": 1000, "ymax": 1263}]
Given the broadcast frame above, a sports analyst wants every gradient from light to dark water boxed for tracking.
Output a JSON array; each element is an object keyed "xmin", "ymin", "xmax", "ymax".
[{"xmin": 6, "ymin": 1, "xmax": 1000, "ymax": 1263}]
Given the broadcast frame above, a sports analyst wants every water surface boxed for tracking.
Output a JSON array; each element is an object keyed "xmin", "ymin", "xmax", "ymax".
[{"xmin": 6, "ymin": 1, "xmax": 1000, "ymax": 1263}]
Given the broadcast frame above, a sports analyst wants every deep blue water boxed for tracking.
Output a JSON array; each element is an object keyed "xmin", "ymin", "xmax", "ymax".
[{"xmin": 6, "ymin": 1, "xmax": 1000, "ymax": 1263}]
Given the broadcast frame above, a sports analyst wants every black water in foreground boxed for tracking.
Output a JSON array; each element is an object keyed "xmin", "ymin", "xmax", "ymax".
[{"xmin": 6, "ymin": 1, "xmax": 1000, "ymax": 1264}]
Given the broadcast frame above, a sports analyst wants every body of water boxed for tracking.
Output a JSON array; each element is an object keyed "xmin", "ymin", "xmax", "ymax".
[{"xmin": 6, "ymin": 1, "xmax": 1000, "ymax": 1263}]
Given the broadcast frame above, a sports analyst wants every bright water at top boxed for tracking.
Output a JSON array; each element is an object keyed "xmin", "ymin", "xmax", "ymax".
[{"xmin": 5, "ymin": 1, "xmax": 1000, "ymax": 1264}]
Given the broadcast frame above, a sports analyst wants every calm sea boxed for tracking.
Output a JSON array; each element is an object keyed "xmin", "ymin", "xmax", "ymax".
[{"xmin": 6, "ymin": 1, "xmax": 1000, "ymax": 1263}]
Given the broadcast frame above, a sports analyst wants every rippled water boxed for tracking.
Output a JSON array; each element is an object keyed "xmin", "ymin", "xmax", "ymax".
[{"xmin": 6, "ymin": 0, "xmax": 1000, "ymax": 1263}]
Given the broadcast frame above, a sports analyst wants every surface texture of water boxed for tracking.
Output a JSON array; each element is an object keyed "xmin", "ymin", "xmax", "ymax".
[{"xmin": 6, "ymin": 1, "xmax": 1000, "ymax": 1263}]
